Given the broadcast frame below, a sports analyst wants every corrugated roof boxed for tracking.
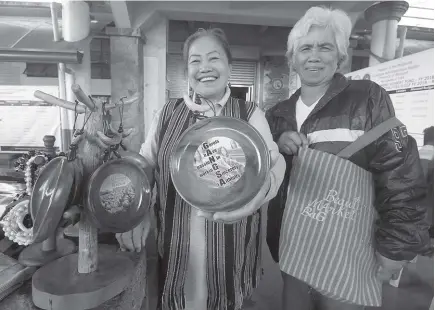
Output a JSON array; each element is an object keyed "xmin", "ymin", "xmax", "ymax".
[{"xmin": 400, "ymin": 0, "xmax": 434, "ymax": 28}]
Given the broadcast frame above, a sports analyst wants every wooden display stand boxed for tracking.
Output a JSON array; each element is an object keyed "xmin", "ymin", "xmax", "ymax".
[
  {"xmin": 30, "ymin": 86, "xmax": 136, "ymax": 310},
  {"xmin": 18, "ymin": 136, "xmax": 76, "ymax": 268}
]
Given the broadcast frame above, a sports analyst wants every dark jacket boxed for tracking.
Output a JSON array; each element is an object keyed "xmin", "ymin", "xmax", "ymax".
[{"xmin": 266, "ymin": 73, "xmax": 431, "ymax": 262}]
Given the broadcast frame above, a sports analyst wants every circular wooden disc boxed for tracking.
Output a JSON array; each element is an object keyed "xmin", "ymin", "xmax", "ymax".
[
  {"xmin": 18, "ymin": 238, "xmax": 76, "ymax": 267},
  {"xmin": 30, "ymin": 157, "xmax": 74, "ymax": 243},
  {"xmin": 85, "ymin": 159, "xmax": 151, "ymax": 233},
  {"xmin": 32, "ymin": 252, "xmax": 135, "ymax": 310},
  {"xmin": 119, "ymin": 151, "xmax": 154, "ymax": 181},
  {"xmin": 170, "ymin": 116, "xmax": 270, "ymax": 212}
]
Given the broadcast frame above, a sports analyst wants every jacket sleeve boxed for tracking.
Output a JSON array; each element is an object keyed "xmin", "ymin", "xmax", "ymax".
[{"xmin": 365, "ymin": 83, "xmax": 431, "ymax": 261}]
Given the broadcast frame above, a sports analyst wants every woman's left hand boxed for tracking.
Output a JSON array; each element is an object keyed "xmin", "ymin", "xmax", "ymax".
[
  {"xmin": 375, "ymin": 252, "xmax": 407, "ymax": 282},
  {"xmin": 198, "ymin": 175, "xmax": 271, "ymax": 223}
]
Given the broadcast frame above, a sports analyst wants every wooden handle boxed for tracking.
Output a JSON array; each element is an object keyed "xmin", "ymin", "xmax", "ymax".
[
  {"xmin": 123, "ymin": 93, "xmax": 139, "ymax": 105},
  {"xmin": 34, "ymin": 91, "xmax": 86, "ymax": 113},
  {"xmin": 71, "ymin": 133, "xmax": 84, "ymax": 145},
  {"xmin": 72, "ymin": 84, "xmax": 96, "ymax": 111},
  {"xmin": 104, "ymin": 93, "xmax": 139, "ymax": 111},
  {"xmin": 43, "ymin": 135, "xmax": 56, "ymax": 157}
]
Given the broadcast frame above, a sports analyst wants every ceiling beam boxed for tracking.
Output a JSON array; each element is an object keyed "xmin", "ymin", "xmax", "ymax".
[
  {"xmin": 259, "ymin": 25, "xmax": 268, "ymax": 34},
  {"xmin": 133, "ymin": 9, "xmax": 166, "ymax": 34},
  {"xmin": 109, "ymin": 1, "xmax": 132, "ymax": 28},
  {"xmin": 130, "ymin": 1, "xmax": 376, "ymax": 28},
  {"xmin": 187, "ymin": 21, "xmax": 195, "ymax": 33}
]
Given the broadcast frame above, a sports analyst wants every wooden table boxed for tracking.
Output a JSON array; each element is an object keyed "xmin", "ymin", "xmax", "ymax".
[{"xmin": 0, "ymin": 242, "xmax": 158, "ymax": 310}]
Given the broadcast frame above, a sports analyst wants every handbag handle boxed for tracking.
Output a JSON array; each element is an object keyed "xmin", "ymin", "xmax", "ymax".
[{"xmin": 337, "ymin": 117, "xmax": 403, "ymax": 160}]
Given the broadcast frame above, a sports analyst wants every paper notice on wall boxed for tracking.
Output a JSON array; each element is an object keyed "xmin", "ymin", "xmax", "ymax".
[
  {"xmin": 345, "ymin": 49, "xmax": 434, "ymax": 146},
  {"xmin": 0, "ymin": 86, "xmax": 61, "ymax": 152},
  {"xmin": 262, "ymin": 56, "xmax": 290, "ymax": 111}
]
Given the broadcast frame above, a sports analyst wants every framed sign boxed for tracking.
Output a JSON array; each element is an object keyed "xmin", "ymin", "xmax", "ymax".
[
  {"xmin": 0, "ymin": 86, "xmax": 61, "ymax": 152},
  {"xmin": 346, "ymin": 49, "xmax": 434, "ymax": 146}
]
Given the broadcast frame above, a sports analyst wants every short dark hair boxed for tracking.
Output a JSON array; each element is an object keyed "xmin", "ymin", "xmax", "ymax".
[
  {"xmin": 423, "ymin": 126, "xmax": 434, "ymax": 145},
  {"xmin": 182, "ymin": 28, "xmax": 232, "ymax": 69}
]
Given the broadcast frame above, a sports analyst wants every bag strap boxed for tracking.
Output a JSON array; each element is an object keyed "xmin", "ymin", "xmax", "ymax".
[{"xmin": 337, "ymin": 117, "xmax": 403, "ymax": 160}]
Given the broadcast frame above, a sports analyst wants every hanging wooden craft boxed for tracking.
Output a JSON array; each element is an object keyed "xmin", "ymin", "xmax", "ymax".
[
  {"xmin": 85, "ymin": 98, "xmax": 152, "ymax": 233},
  {"xmin": 1, "ymin": 153, "xmax": 49, "ymax": 246},
  {"xmin": 30, "ymin": 86, "xmax": 141, "ymax": 310},
  {"xmin": 0, "ymin": 197, "xmax": 32, "ymax": 246},
  {"xmin": 29, "ymin": 104, "xmax": 89, "ymax": 244}
]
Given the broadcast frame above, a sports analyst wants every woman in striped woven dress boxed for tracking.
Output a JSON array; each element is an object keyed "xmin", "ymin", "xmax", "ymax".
[{"xmin": 116, "ymin": 28, "xmax": 285, "ymax": 310}]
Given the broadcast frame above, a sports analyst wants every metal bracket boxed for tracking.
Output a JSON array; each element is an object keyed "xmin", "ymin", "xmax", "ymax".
[{"xmin": 103, "ymin": 27, "xmax": 146, "ymax": 44}]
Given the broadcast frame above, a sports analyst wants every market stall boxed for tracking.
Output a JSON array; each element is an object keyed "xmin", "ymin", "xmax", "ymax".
[{"xmin": 0, "ymin": 87, "xmax": 153, "ymax": 310}]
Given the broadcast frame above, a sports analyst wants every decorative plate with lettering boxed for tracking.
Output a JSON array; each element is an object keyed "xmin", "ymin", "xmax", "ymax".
[
  {"xmin": 85, "ymin": 158, "xmax": 152, "ymax": 233},
  {"xmin": 193, "ymin": 137, "xmax": 246, "ymax": 188},
  {"xmin": 170, "ymin": 116, "xmax": 271, "ymax": 212}
]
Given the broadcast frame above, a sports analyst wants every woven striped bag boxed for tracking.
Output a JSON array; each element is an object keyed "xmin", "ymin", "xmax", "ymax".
[{"xmin": 279, "ymin": 117, "xmax": 402, "ymax": 307}]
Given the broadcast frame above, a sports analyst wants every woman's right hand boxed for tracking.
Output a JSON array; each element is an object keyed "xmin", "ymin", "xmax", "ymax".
[
  {"xmin": 277, "ymin": 131, "xmax": 309, "ymax": 155},
  {"xmin": 115, "ymin": 211, "xmax": 152, "ymax": 253}
]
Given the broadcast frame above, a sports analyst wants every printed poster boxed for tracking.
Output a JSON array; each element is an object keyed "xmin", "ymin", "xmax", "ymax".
[
  {"xmin": 0, "ymin": 86, "xmax": 61, "ymax": 152},
  {"xmin": 262, "ymin": 56, "xmax": 290, "ymax": 111},
  {"xmin": 345, "ymin": 49, "xmax": 434, "ymax": 146}
]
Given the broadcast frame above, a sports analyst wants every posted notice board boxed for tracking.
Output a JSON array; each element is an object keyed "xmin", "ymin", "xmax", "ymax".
[
  {"xmin": 0, "ymin": 86, "xmax": 61, "ymax": 152},
  {"xmin": 345, "ymin": 49, "xmax": 434, "ymax": 146}
]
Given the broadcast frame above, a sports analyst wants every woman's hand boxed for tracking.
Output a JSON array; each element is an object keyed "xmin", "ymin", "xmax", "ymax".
[
  {"xmin": 375, "ymin": 252, "xmax": 407, "ymax": 282},
  {"xmin": 115, "ymin": 211, "xmax": 152, "ymax": 252},
  {"xmin": 198, "ymin": 175, "xmax": 271, "ymax": 223},
  {"xmin": 277, "ymin": 131, "xmax": 309, "ymax": 155}
]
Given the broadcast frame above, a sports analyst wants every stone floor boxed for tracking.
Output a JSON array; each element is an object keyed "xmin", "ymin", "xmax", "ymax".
[
  {"xmin": 145, "ymin": 204, "xmax": 434, "ymax": 310},
  {"xmin": 1, "ymin": 233, "xmax": 431, "ymax": 310},
  {"xmin": 243, "ymin": 243, "xmax": 434, "ymax": 310},
  {"xmin": 146, "ymin": 233, "xmax": 434, "ymax": 310}
]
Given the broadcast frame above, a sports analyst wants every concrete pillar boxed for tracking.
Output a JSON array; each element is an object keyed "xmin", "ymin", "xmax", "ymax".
[
  {"xmin": 108, "ymin": 27, "xmax": 145, "ymax": 152},
  {"xmin": 64, "ymin": 39, "xmax": 92, "ymax": 149},
  {"xmin": 143, "ymin": 16, "xmax": 168, "ymax": 137},
  {"xmin": 396, "ymin": 25, "xmax": 408, "ymax": 58},
  {"xmin": 62, "ymin": 0, "xmax": 90, "ymax": 43},
  {"xmin": 339, "ymin": 45, "xmax": 355, "ymax": 75},
  {"xmin": 364, "ymin": 1, "xmax": 409, "ymax": 66},
  {"xmin": 57, "ymin": 0, "xmax": 91, "ymax": 152}
]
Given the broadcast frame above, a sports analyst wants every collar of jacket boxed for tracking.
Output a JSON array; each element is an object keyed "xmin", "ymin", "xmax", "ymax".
[{"xmin": 270, "ymin": 73, "xmax": 350, "ymax": 121}]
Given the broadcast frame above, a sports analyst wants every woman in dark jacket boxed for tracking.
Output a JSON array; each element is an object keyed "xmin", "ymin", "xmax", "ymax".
[{"xmin": 265, "ymin": 6, "xmax": 431, "ymax": 310}]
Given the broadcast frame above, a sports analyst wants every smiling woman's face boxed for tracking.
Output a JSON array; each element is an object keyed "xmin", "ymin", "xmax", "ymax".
[
  {"xmin": 293, "ymin": 26, "xmax": 339, "ymax": 87},
  {"xmin": 187, "ymin": 35, "xmax": 231, "ymax": 102}
]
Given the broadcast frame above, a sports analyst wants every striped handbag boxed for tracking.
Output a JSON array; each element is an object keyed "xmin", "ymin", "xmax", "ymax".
[{"xmin": 279, "ymin": 117, "xmax": 402, "ymax": 307}]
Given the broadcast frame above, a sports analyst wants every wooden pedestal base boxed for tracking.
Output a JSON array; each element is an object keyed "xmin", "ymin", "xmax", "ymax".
[
  {"xmin": 32, "ymin": 252, "xmax": 135, "ymax": 310},
  {"xmin": 18, "ymin": 238, "xmax": 76, "ymax": 267}
]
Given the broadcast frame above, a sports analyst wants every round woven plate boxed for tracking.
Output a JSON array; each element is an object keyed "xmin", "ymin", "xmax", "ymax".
[
  {"xmin": 30, "ymin": 156, "xmax": 74, "ymax": 243},
  {"xmin": 170, "ymin": 116, "xmax": 270, "ymax": 213},
  {"xmin": 85, "ymin": 158, "xmax": 152, "ymax": 233}
]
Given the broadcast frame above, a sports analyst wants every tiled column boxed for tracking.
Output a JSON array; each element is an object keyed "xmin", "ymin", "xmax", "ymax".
[
  {"xmin": 143, "ymin": 17, "xmax": 168, "ymax": 137},
  {"xmin": 108, "ymin": 27, "xmax": 145, "ymax": 152},
  {"xmin": 364, "ymin": 1, "xmax": 409, "ymax": 66}
]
